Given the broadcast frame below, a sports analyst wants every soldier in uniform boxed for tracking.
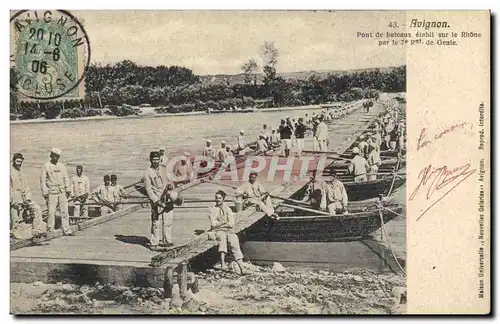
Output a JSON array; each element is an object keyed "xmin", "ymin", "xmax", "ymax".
[
  {"xmin": 71, "ymin": 165, "xmax": 90, "ymax": 219},
  {"xmin": 144, "ymin": 151, "xmax": 183, "ymax": 250},
  {"xmin": 40, "ymin": 148, "xmax": 73, "ymax": 236},
  {"xmin": 11, "ymin": 153, "xmax": 45, "ymax": 240},
  {"xmin": 91, "ymin": 175, "xmax": 120, "ymax": 215}
]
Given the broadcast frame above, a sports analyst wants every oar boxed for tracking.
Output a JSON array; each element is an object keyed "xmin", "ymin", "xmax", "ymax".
[
  {"xmin": 326, "ymin": 156, "xmax": 353, "ymax": 162},
  {"xmin": 204, "ymin": 179, "xmax": 239, "ymax": 190},
  {"xmin": 302, "ymin": 150, "xmax": 342, "ymax": 155},
  {"xmin": 76, "ymin": 198, "xmax": 235, "ymax": 206},
  {"xmin": 279, "ymin": 202, "xmax": 333, "ymax": 216}
]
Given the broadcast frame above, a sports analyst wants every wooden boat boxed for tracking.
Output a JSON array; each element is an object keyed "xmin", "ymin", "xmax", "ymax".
[
  {"xmin": 291, "ymin": 174, "xmax": 405, "ymax": 202},
  {"xmin": 342, "ymin": 148, "xmax": 406, "ymax": 158},
  {"xmin": 326, "ymin": 157, "xmax": 406, "ymax": 173},
  {"xmin": 243, "ymin": 200, "xmax": 403, "ymax": 242}
]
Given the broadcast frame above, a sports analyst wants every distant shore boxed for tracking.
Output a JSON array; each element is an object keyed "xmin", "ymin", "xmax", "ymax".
[{"xmin": 10, "ymin": 104, "xmax": 332, "ymax": 125}]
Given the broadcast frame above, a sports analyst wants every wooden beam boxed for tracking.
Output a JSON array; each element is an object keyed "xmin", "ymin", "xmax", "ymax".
[
  {"xmin": 178, "ymin": 262, "xmax": 188, "ymax": 298},
  {"xmin": 163, "ymin": 266, "xmax": 174, "ymax": 298}
]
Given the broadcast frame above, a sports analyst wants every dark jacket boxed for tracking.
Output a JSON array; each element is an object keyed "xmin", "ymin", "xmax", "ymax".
[
  {"xmin": 279, "ymin": 125, "xmax": 293, "ymax": 139},
  {"xmin": 295, "ymin": 123, "xmax": 307, "ymax": 139}
]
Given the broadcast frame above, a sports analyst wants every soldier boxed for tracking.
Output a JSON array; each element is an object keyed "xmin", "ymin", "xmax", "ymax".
[
  {"xmin": 236, "ymin": 130, "xmax": 247, "ymax": 156},
  {"xmin": 207, "ymin": 190, "xmax": 245, "ymax": 274},
  {"xmin": 302, "ymin": 169, "xmax": 330, "ymax": 210},
  {"xmin": 159, "ymin": 147, "xmax": 168, "ymax": 184},
  {"xmin": 295, "ymin": 118, "xmax": 307, "ymax": 155},
  {"xmin": 325, "ymin": 173, "xmax": 349, "ymax": 215},
  {"xmin": 173, "ymin": 155, "xmax": 193, "ymax": 184},
  {"xmin": 111, "ymin": 174, "xmax": 126, "ymax": 198},
  {"xmin": 315, "ymin": 116, "xmax": 329, "ymax": 152},
  {"xmin": 256, "ymin": 134, "xmax": 269, "ymax": 155},
  {"xmin": 202, "ymin": 140, "xmax": 216, "ymax": 160},
  {"xmin": 71, "ymin": 165, "xmax": 90, "ymax": 219},
  {"xmin": 236, "ymin": 172, "xmax": 277, "ymax": 218},
  {"xmin": 357, "ymin": 135, "xmax": 369, "ymax": 158},
  {"xmin": 367, "ymin": 140, "xmax": 382, "ymax": 181},
  {"xmin": 11, "ymin": 153, "xmax": 45, "ymax": 240},
  {"xmin": 216, "ymin": 141, "xmax": 229, "ymax": 161},
  {"xmin": 278, "ymin": 119, "xmax": 293, "ymax": 157},
  {"xmin": 348, "ymin": 147, "xmax": 370, "ymax": 182},
  {"xmin": 270, "ymin": 128, "xmax": 280, "ymax": 147},
  {"xmin": 144, "ymin": 151, "xmax": 183, "ymax": 250},
  {"xmin": 91, "ymin": 175, "xmax": 121, "ymax": 215},
  {"xmin": 111, "ymin": 174, "xmax": 126, "ymax": 209},
  {"xmin": 262, "ymin": 124, "xmax": 271, "ymax": 145},
  {"xmin": 40, "ymin": 148, "xmax": 73, "ymax": 235}
]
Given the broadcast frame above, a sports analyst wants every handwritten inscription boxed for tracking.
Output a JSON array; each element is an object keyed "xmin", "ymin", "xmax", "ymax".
[
  {"xmin": 417, "ymin": 121, "xmax": 473, "ymax": 151},
  {"xmin": 409, "ymin": 163, "xmax": 477, "ymax": 221}
]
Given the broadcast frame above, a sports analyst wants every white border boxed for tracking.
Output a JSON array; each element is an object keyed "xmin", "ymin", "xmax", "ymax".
[{"xmin": 2, "ymin": 1, "xmax": 498, "ymax": 323}]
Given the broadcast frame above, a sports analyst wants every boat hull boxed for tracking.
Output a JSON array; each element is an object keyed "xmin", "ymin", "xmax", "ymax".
[{"xmin": 243, "ymin": 203, "xmax": 403, "ymax": 242}]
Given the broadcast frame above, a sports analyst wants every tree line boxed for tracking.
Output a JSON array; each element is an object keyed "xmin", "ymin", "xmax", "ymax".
[{"xmin": 10, "ymin": 42, "xmax": 406, "ymax": 120}]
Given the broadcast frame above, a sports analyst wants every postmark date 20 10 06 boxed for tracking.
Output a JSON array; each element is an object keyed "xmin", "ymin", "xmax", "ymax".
[{"xmin": 10, "ymin": 10, "xmax": 91, "ymax": 100}]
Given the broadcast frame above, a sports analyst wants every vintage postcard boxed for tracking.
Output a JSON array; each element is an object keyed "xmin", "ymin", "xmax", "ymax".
[{"xmin": 9, "ymin": 10, "xmax": 490, "ymax": 315}]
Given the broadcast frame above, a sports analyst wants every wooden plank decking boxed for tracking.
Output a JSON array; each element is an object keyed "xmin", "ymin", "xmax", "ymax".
[{"xmin": 10, "ymin": 100, "xmax": 388, "ymax": 287}]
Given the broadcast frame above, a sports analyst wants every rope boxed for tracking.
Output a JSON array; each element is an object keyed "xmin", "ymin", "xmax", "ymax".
[
  {"xmin": 386, "ymin": 157, "xmax": 401, "ymax": 196},
  {"xmin": 378, "ymin": 204, "xmax": 406, "ymax": 218},
  {"xmin": 378, "ymin": 208, "xmax": 406, "ymax": 277}
]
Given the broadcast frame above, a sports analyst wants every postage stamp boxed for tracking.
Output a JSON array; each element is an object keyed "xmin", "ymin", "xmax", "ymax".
[
  {"xmin": 8, "ymin": 10, "xmax": 490, "ymax": 315},
  {"xmin": 10, "ymin": 10, "xmax": 90, "ymax": 100}
]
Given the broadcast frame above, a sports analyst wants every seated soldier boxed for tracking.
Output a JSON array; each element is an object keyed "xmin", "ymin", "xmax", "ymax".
[
  {"xmin": 303, "ymin": 172, "xmax": 348, "ymax": 215},
  {"xmin": 236, "ymin": 172, "xmax": 278, "ymax": 218},
  {"xmin": 302, "ymin": 169, "xmax": 330, "ymax": 210},
  {"xmin": 207, "ymin": 190, "xmax": 245, "ymax": 275},
  {"xmin": 325, "ymin": 173, "xmax": 349, "ymax": 215}
]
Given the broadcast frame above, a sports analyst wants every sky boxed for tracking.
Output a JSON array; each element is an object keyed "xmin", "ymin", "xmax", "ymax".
[{"xmin": 75, "ymin": 10, "xmax": 406, "ymax": 75}]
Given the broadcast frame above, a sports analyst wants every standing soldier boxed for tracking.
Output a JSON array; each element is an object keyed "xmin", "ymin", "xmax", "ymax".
[
  {"xmin": 236, "ymin": 130, "xmax": 247, "ymax": 156},
  {"xmin": 367, "ymin": 140, "xmax": 382, "ymax": 181},
  {"xmin": 278, "ymin": 119, "xmax": 293, "ymax": 157},
  {"xmin": 270, "ymin": 128, "xmax": 280, "ymax": 147},
  {"xmin": 11, "ymin": 153, "xmax": 45, "ymax": 240},
  {"xmin": 91, "ymin": 175, "xmax": 120, "ymax": 215},
  {"xmin": 262, "ymin": 124, "xmax": 271, "ymax": 145},
  {"xmin": 315, "ymin": 117, "xmax": 329, "ymax": 152},
  {"xmin": 348, "ymin": 147, "xmax": 370, "ymax": 182},
  {"xmin": 144, "ymin": 151, "xmax": 183, "ymax": 250},
  {"xmin": 159, "ymin": 147, "xmax": 168, "ymax": 184},
  {"xmin": 40, "ymin": 148, "xmax": 73, "ymax": 235},
  {"xmin": 294, "ymin": 118, "xmax": 307, "ymax": 155},
  {"xmin": 71, "ymin": 165, "xmax": 90, "ymax": 219}
]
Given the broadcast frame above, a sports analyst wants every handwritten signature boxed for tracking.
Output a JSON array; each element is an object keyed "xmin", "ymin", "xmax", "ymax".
[
  {"xmin": 417, "ymin": 121, "xmax": 473, "ymax": 151},
  {"xmin": 409, "ymin": 163, "xmax": 477, "ymax": 221}
]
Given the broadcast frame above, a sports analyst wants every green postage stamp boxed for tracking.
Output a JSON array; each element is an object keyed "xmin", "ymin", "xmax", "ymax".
[{"xmin": 10, "ymin": 10, "xmax": 90, "ymax": 100}]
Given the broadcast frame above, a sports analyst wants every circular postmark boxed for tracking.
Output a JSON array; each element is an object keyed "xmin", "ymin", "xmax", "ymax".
[{"xmin": 10, "ymin": 10, "xmax": 91, "ymax": 100}]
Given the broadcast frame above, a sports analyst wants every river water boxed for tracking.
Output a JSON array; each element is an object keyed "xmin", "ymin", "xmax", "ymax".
[
  {"xmin": 11, "ymin": 108, "xmax": 406, "ymax": 273},
  {"xmin": 11, "ymin": 109, "xmax": 310, "ymax": 203}
]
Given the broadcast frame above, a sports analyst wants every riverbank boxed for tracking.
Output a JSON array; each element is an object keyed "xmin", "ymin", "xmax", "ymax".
[
  {"xmin": 10, "ymin": 104, "xmax": 326, "ymax": 125},
  {"xmin": 11, "ymin": 262, "xmax": 406, "ymax": 315}
]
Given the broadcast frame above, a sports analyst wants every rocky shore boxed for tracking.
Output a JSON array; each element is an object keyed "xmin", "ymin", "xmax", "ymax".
[{"xmin": 11, "ymin": 262, "xmax": 406, "ymax": 315}]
